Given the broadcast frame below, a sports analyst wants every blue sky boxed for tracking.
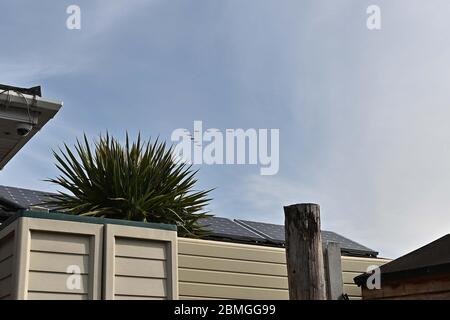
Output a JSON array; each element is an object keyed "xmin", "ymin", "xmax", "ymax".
[{"xmin": 2, "ymin": 0, "xmax": 450, "ymax": 258}]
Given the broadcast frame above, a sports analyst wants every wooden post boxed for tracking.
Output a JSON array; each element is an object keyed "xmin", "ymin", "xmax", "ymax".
[
  {"xmin": 284, "ymin": 203, "xmax": 327, "ymax": 300},
  {"xmin": 324, "ymin": 242, "xmax": 344, "ymax": 300}
]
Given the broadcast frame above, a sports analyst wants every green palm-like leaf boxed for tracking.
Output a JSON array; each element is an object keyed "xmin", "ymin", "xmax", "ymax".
[{"xmin": 43, "ymin": 133, "xmax": 213, "ymax": 237}]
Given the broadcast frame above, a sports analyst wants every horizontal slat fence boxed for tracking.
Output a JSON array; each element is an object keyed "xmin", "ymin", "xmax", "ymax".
[{"xmin": 178, "ymin": 238, "xmax": 390, "ymax": 300}]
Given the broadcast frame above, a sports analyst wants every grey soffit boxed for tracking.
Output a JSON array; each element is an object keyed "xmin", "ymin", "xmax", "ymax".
[
  {"xmin": 0, "ymin": 88, "xmax": 62, "ymax": 170},
  {"xmin": 236, "ymin": 219, "xmax": 379, "ymax": 257}
]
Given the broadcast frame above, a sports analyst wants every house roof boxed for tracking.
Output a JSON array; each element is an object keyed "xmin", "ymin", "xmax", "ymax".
[
  {"xmin": 234, "ymin": 219, "xmax": 378, "ymax": 256},
  {"xmin": 0, "ymin": 85, "xmax": 62, "ymax": 170},
  {"xmin": 354, "ymin": 234, "xmax": 450, "ymax": 286},
  {"xmin": 0, "ymin": 185, "xmax": 57, "ymax": 213},
  {"xmin": 0, "ymin": 184, "xmax": 378, "ymax": 257}
]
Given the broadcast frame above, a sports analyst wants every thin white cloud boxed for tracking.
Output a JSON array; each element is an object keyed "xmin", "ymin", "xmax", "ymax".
[
  {"xmin": 283, "ymin": 0, "xmax": 450, "ymax": 258},
  {"xmin": 0, "ymin": 0, "xmax": 161, "ymax": 84},
  {"xmin": 86, "ymin": 0, "xmax": 162, "ymax": 37}
]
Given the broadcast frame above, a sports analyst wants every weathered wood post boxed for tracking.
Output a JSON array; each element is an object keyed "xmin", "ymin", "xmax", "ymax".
[
  {"xmin": 284, "ymin": 203, "xmax": 327, "ymax": 300},
  {"xmin": 324, "ymin": 242, "xmax": 344, "ymax": 300}
]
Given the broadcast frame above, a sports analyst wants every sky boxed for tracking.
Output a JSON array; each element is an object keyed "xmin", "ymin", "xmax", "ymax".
[{"xmin": 1, "ymin": 0, "xmax": 450, "ymax": 258}]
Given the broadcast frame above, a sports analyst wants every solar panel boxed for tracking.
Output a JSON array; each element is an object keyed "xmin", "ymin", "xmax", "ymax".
[
  {"xmin": 236, "ymin": 219, "xmax": 378, "ymax": 257},
  {"xmin": 0, "ymin": 185, "xmax": 54, "ymax": 210},
  {"xmin": 0, "ymin": 184, "xmax": 379, "ymax": 257},
  {"xmin": 235, "ymin": 219, "xmax": 284, "ymax": 242},
  {"xmin": 199, "ymin": 217, "xmax": 267, "ymax": 243}
]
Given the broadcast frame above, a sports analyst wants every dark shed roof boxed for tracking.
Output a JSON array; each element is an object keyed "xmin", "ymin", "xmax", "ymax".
[{"xmin": 355, "ymin": 234, "xmax": 450, "ymax": 285}]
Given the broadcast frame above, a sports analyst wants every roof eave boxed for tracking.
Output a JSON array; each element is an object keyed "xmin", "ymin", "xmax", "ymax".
[{"xmin": 0, "ymin": 90, "xmax": 63, "ymax": 170}]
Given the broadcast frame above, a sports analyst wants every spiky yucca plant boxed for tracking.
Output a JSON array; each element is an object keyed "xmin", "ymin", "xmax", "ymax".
[{"xmin": 44, "ymin": 134, "xmax": 212, "ymax": 237}]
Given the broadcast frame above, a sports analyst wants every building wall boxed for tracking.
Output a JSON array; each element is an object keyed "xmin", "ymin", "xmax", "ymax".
[
  {"xmin": 26, "ymin": 230, "xmax": 93, "ymax": 300},
  {"xmin": 341, "ymin": 256, "xmax": 389, "ymax": 299},
  {"xmin": 102, "ymin": 223, "xmax": 178, "ymax": 300},
  {"xmin": 0, "ymin": 214, "xmax": 179, "ymax": 300},
  {"xmin": 178, "ymin": 238, "xmax": 390, "ymax": 300},
  {"xmin": 0, "ymin": 232, "xmax": 14, "ymax": 300},
  {"xmin": 112, "ymin": 237, "xmax": 169, "ymax": 300},
  {"xmin": 362, "ymin": 274, "xmax": 450, "ymax": 300},
  {"xmin": 1, "ymin": 213, "xmax": 389, "ymax": 300},
  {"xmin": 0, "ymin": 215, "xmax": 104, "ymax": 300}
]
